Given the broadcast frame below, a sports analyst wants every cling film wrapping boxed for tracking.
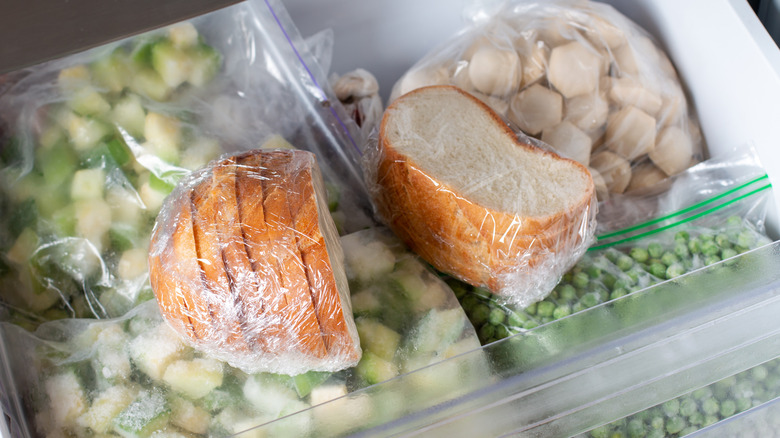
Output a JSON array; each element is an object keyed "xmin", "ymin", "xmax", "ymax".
[
  {"xmin": 148, "ymin": 149, "xmax": 361, "ymax": 374},
  {"xmin": 364, "ymin": 85, "xmax": 597, "ymax": 308},
  {"xmin": 390, "ymin": 0, "xmax": 705, "ymax": 200}
]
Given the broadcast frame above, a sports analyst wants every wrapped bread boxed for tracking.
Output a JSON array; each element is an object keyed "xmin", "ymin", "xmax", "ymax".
[
  {"xmin": 366, "ymin": 85, "xmax": 597, "ymax": 306},
  {"xmin": 148, "ymin": 149, "xmax": 361, "ymax": 374}
]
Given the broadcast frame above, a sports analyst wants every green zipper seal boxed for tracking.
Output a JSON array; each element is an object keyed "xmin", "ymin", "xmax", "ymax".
[{"xmin": 589, "ymin": 176, "xmax": 772, "ymax": 251}]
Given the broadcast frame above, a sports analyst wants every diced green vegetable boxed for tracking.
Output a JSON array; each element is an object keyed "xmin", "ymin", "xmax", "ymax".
[
  {"xmin": 113, "ymin": 389, "xmax": 170, "ymax": 438},
  {"xmin": 162, "ymin": 358, "xmax": 224, "ymax": 400}
]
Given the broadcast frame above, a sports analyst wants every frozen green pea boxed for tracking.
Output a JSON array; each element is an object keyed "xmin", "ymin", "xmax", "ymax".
[
  {"xmin": 736, "ymin": 397, "xmax": 752, "ymax": 412},
  {"xmin": 580, "ymin": 292, "xmax": 601, "ymax": 308},
  {"xmin": 573, "ymin": 271, "xmax": 590, "ymax": 289},
  {"xmin": 692, "ymin": 387, "xmax": 713, "ymax": 400},
  {"xmin": 674, "ymin": 242, "xmax": 691, "ymax": 259},
  {"xmin": 589, "ymin": 425, "xmax": 609, "ymax": 438},
  {"xmin": 688, "ymin": 411, "xmax": 704, "ymax": 426},
  {"xmin": 720, "ymin": 399, "xmax": 737, "ymax": 417},
  {"xmin": 525, "ymin": 302, "xmax": 537, "ymax": 315},
  {"xmin": 523, "ymin": 320, "xmax": 539, "ymax": 330},
  {"xmin": 495, "ymin": 324, "xmax": 510, "ymax": 340},
  {"xmin": 701, "ymin": 240, "xmax": 719, "ymax": 256},
  {"xmin": 679, "ymin": 397, "xmax": 697, "ymax": 417},
  {"xmin": 701, "ymin": 398, "xmax": 719, "ymax": 416},
  {"xmin": 586, "ymin": 265, "xmax": 602, "ymax": 279},
  {"xmin": 602, "ymin": 272, "xmax": 617, "ymax": 289},
  {"xmin": 650, "ymin": 416, "xmax": 664, "ymax": 430},
  {"xmin": 665, "ymin": 416, "xmax": 686, "ymax": 435},
  {"xmin": 666, "ymin": 262, "xmax": 686, "ymax": 279},
  {"xmin": 688, "ymin": 238, "xmax": 701, "ymax": 254},
  {"xmin": 660, "ymin": 251, "xmax": 680, "ymax": 266},
  {"xmin": 536, "ymin": 301, "xmax": 555, "ymax": 318},
  {"xmin": 675, "ymin": 230, "xmax": 690, "ymax": 241},
  {"xmin": 715, "ymin": 233, "xmax": 732, "ymax": 249},
  {"xmin": 610, "ymin": 288, "xmax": 628, "ymax": 300},
  {"xmin": 558, "ymin": 284, "xmax": 577, "ymax": 301},
  {"xmin": 626, "ymin": 419, "xmax": 644, "ymax": 438},
  {"xmin": 679, "ymin": 426, "xmax": 698, "ymax": 436},
  {"xmin": 649, "ymin": 262, "xmax": 667, "ymax": 279},
  {"xmin": 478, "ymin": 324, "xmax": 495, "ymax": 341},
  {"xmin": 572, "ymin": 302, "xmax": 587, "ymax": 313},
  {"xmin": 648, "ymin": 242, "xmax": 664, "ymax": 258},
  {"xmin": 461, "ymin": 294, "xmax": 480, "ymax": 311},
  {"xmin": 737, "ymin": 230, "xmax": 755, "ymax": 248},
  {"xmin": 616, "ymin": 254, "xmax": 634, "ymax": 271},
  {"xmin": 734, "ymin": 245, "xmax": 749, "ymax": 254},
  {"xmin": 470, "ymin": 303, "xmax": 491, "ymax": 326},
  {"xmin": 752, "ymin": 365, "xmax": 769, "ymax": 381},
  {"xmin": 646, "ymin": 429, "xmax": 664, "ymax": 438},
  {"xmin": 487, "ymin": 307, "xmax": 505, "ymax": 325},
  {"xmin": 630, "ymin": 247, "xmax": 649, "ymax": 263},
  {"xmin": 506, "ymin": 311, "xmax": 527, "ymax": 327},
  {"xmin": 663, "ymin": 398, "xmax": 680, "ymax": 416},
  {"xmin": 702, "ymin": 415, "xmax": 719, "ymax": 427},
  {"xmin": 552, "ymin": 304, "xmax": 571, "ymax": 320},
  {"xmin": 704, "ymin": 254, "xmax": 721, "ymax": 266},
  {"xmin": 700, "ymin": 233, "xmax": 715, "ymax": 242}
]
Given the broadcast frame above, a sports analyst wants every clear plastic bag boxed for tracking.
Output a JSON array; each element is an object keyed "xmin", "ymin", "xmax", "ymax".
[
  {"xmin": 0, "ymin": 0, "xmax": 371, "ymax": 326},
  {"xmin": 0, "ymin": 226, "xmax": 487, "ymax": 437},
  {"xmin": 389, "ymin": 0, "xmax": 705, "ymax": 201}
]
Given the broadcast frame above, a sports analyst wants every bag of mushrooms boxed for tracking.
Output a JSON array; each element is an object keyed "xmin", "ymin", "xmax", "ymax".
[{"xmin": 389, "ymin": 0, "xmax": 705, "ymax": 201}]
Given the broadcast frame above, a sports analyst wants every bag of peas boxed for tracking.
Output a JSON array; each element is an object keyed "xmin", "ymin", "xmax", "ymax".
[{"xmin": 452, "ymin": 146, "xmax": 775, "ymax": 345}]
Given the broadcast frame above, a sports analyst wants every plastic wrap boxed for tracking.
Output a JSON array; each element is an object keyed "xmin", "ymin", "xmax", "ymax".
[
  {"xmin": 0, "ymin": 0, "xmax": 371, "ymax": 326},
  {"xmin": 452, "ymin": 146, "xmax": 774, "ymax": 343},
  {"xmin": 389, "ymin": 0, "xmax": 705, "ymax": 201},
  {"xmin": 0, "ymin": 226, "xmax": 488, "ymax": 437},
  {"xmin": 148, "ymin": 149, "xmax": 361, "ymax": 374},
  {"xmin": 364, "ymin": 85, "xmax": 597, "ymax": 308}
]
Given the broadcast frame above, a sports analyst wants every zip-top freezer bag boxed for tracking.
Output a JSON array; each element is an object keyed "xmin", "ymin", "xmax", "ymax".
[
  {"xmin": 0, "ymin": 226, "xmax": 489, "ymax": 437},
  {"xmin": 451, "ymin": 145, "xmax": 774, "ymax": 345},
  {"xmin": 389, "ymin": 0, "xmax": 705, "ymax": 201},
  {"xmin": 0, "ymin": 0, "xmax": 371, "ymax": 327}
]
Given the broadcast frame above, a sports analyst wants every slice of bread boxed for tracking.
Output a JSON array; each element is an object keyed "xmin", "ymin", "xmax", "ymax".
[
  {"xmin": 149, "ymin": 149, "xmax": 361, "ymax": 374},
  {"xmin": 371, "ymin": 85, "xmax": 596, "ymax": 299}
]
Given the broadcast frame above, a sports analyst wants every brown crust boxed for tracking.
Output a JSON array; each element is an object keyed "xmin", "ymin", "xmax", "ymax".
[
  {"xmin": 284, "ymin": 152, "xmax": 360, "ymax": 363},
  {"xmin": 258, "ymin": 152, "xmax": 327, "ymax": 359},
  {"xmin": 190, "ymin": 174, "xmax": 250, "ymax": 352},
  {"xmin": 374, "ymin": 85, "xmax": 595, "ymax": 293}
]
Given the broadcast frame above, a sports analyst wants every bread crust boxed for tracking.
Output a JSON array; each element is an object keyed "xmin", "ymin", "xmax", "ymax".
[
  {"xmin": 374, "ymin": 85, "xmax": 595, "ymax": 294},
  {"xmin": 284, "ymin": 152, "xmax": 360, "ymax": 363}
]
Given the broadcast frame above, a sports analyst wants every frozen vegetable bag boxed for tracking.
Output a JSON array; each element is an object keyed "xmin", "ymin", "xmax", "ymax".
[
  {"xmin": 0, "ymin": 227, "xmax": 488, "ymax": 437},
  {"xmin": 390, "ymin": 0, "xmax": 705, "ymax": 200},
  {"xmin": 0, "ymin": 0, "xmax": 370, "ymax": 327}
]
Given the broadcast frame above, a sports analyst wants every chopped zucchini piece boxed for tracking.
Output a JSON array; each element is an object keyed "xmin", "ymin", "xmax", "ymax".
[
  {"xmin": 38, "ymin": 142, "xmax": 77, "ymax": 188},
  {"xmin": 129, "ymin": 323, "xmax": 188, "ymax": 381},
  {"xmin": 243, "ymin": 373, "xmax": 308, "ymax": 418},
  {"xmin": 6, "ymin": 227, "xmax": 39, "ymax": 266},
  {"xmin": 112, "ymin": 388, "xmax": 170, "ymax": 438},
  {"xmin": 356, "ymin": 318, "xmax": 401, "ymax": 362},
  {"xmin": 143, "ymin": 112, "xmax": 181, "ymax": 163},
  {"xmin": 168, "ymin": 23, "xmax": 199, "ymax": 49},
  {"xmin": 111, "ymin": 93, "xmax": 147, "ymax": 138},
  {"xmin": 90, "ymin": 47, "xmax": 133, "ymax": 94},
  {"xmin": 67, "ymin": 86, "xmax": 111, "ymax": 117},
  {"xmin": 45, "ymin": 369, "xmax": 88, "ymax": 429},
  {"xmin": 162, "ymin": 358, "xmax": 224, "ymax": 400},
  {"xmin": 152, "ymin": 41, "xmax": 192, "ymax": 89},
  {"xmin": 130, "ymin": 69, "xmax": 172, "ymax": 102},
  {"xmin": 76, "ymin": 384, "xmax": 138, "ymax": 433},
  {"xmin": 341, "ymin": 234, "xmax": 395, "ymax": 284},
  {"xmin": 117, "ymin": 247, "xmax": 149, "ymax": 280},
  {"xmin": 68, "ymin": 114, "xmax": 110, "ymax": 151},
  {"xmin": 57, "ymin": 65, "xmax": 91, "ymax": 92},
  {"xmin": 355, "ymin": 351, "xmax": 399, "ymax": 385},
  {"xmin": 291, "ymin": 371, "xmax": 332, "ymax": 399},
  {"xmin": 70, "ymin": 168, "xmax": 105, "ymax": 200},
  {"xmin": 169, "ymin": 396, "xmax": 209, "ymax": 435},
  {"xmin": 187, "ymin": 44, "xmax": 221, "ymax": 87}
]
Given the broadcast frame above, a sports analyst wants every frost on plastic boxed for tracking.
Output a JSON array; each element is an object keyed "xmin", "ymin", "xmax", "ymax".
[
  {"xmin": 148, "ymin": 149, "xmax": 361, "ymax": 374},
  {"xmin": 0, "ymin": 227, "xmax": 489, "ymax": 437},
  {"xmin": 389, "ymin": 0, "xmax": 705, "ymax": 201}
]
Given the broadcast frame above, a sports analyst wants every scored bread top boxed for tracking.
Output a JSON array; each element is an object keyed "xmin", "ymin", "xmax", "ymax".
[
  {"xmin": 381, "ymin": 85, "xmax": 593, "ymax": 223},
  {"xmin": 149, "ymin": 149, "xmax": 361, "ymax": 374}
]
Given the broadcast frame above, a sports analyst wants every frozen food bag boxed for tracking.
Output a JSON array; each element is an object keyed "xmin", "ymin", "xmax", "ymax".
[
  {"xmin": 148, "ymin": 149, "xmax": 362, "ymax": 374},
  {"xmin": 451, "ymin": 145, "xmax": 774, "ymax": 344},
  {"xmin": 0, "ymin": 226, "xmax": 488, "ymax": 437},
  {"xmin": 363, "ymin": 85, "xmax": 597, "ymax": 308},
  {"xmin": 389, "ymin": 0, "xmax": 705, "ymax": 201},
  {"xmin": 0, "ymin": 0, "xmax": 370, "ymax": 326}
]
